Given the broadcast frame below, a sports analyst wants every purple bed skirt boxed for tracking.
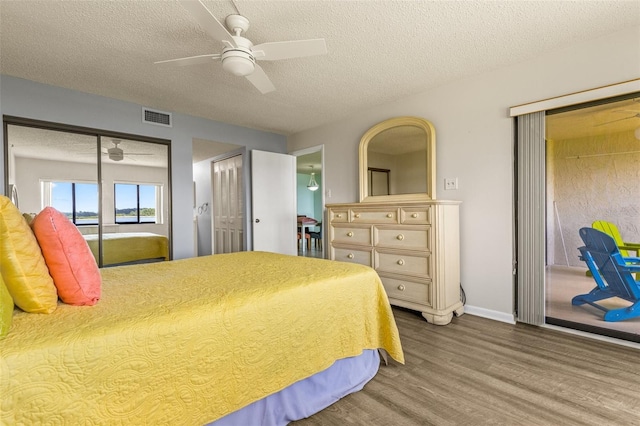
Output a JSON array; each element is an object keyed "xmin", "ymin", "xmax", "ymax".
[{"xmin": 209, "ymin": 349, "xmax": 380, "ymax": 426}]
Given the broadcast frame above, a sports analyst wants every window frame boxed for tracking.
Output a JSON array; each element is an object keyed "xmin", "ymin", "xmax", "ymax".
[
  {"xmin": 41, "ymin": 179, "xmax": 99, "ymax": 226},
  {"xmin": 113, "ymin": 182, "xmax": 163, "ymax": 225}
]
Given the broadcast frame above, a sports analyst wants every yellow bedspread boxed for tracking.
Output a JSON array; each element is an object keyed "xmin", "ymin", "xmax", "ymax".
[
  {"xmin": 83, "ymin": 232, "xmax": 169, "ymax": 265},
  {"xmin": 1, "ymin": 252, "xmax": 403, "ymax": 425}
]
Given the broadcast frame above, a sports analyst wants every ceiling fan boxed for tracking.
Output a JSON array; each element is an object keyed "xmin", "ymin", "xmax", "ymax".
[
  {"xmin": 154, "ymin": 0, "xmax": 327, "ymax": 94},
  {"xmin": 104, "ymin": 140, "xmax": 152, "ymax": 162},
  {"xmin": 595, "ymin": 111, "xmax": 640, "ymax": 127}
]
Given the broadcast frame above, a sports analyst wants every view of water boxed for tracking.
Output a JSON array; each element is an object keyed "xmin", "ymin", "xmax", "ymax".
[{"xmin": 75, "ymin": 216, "xmax": 155, "ymax": 225}]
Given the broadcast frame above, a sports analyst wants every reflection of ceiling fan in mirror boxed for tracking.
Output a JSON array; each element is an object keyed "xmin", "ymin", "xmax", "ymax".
[
  {"xmin": 154, "ymin": 0, "xmax": 327, "ymax": 94},
  {"xmin": 104, "ymin": 140, "xmax": 152, "ymax": 162}
]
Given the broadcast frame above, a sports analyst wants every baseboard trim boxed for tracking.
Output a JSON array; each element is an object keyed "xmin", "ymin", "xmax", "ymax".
[{"xmin": 464, "ymin": 305, "xmax": 516, "ymax": 324}]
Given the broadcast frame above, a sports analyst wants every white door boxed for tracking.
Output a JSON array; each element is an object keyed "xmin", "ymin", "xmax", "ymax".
[
  {"xmin": 212, "ymin": 155, "xmax": 244, "ymax": 254},
  {"xmin": 251, "ymin": 150, "xmax": 297, "ymax": 255}
]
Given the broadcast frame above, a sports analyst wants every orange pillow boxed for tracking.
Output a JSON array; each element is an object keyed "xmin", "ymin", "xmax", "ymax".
[
  {"xmin": 31, "ymin": 207, "xmax": 101, "ymax": 306},
  {"xmin": 0, "ymin": 195, "xmax": 57, "ymax": 313}
]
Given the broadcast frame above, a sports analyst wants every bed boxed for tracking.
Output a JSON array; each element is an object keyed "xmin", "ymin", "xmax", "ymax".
[
  {"xmin": 1, "ymin": 251, "xmax": 404, "ymax": 425},
  {"xmin": 83, "ymin": 231, "xmax": 169, "ymax": 265}
]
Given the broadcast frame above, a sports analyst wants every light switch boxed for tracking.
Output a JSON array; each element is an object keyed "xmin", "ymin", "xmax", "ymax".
[{"xmin": 444, "ymin": 178, "xmax": 458, "ymax": 190}]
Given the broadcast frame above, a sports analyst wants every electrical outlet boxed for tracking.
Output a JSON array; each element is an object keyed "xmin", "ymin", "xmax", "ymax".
[{"xmin": 444, "ymin": 178, "xmax": 458, "ymax": 190}]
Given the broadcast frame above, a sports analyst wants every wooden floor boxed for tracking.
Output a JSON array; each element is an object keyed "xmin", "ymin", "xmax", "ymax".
[{"xmin": 294, "ymin": 308, "xmax": 640, "ymax": 426}]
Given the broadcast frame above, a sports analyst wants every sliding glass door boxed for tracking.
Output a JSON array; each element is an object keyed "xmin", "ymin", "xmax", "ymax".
[
  {"xmin": 544, "ymin": 97, "xmax": 640, "ymax": 342},
  {"xmin": 515, "ymin": 92, "xmax": 640, "ymax": 343}
]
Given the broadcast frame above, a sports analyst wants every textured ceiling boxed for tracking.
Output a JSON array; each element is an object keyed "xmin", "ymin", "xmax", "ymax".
[{"xmin": 1, "ymin": 1, "xmax": 639, "ymax": 137}]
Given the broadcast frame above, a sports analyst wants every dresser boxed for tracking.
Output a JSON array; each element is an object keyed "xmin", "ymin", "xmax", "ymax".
[{"xmin": 327, "ymin": 200, "xmax": 463, "ymax": 325}]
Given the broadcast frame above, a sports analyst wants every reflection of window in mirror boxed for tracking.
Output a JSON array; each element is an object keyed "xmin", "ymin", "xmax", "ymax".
[{"xmin": 368, "ymin": 168, "xmax": 390, "ymax": 196}]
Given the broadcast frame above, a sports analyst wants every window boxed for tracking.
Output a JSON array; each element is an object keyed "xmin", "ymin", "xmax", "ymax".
[
  {"xmin": 114, "ymin": 183, "xmax": 161, "ymax": 224},
  {"xmin": 44, "ymin": 181, "xmax": 99, "ymax": 225}
]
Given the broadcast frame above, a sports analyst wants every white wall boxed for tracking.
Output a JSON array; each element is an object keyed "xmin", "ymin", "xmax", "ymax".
[
  {"xmin": 288, "ymin": 26, "xmax": 640, "ymax": 319},
  {"xmin": 0, "ymin": 76, "xmax": 287, "ymax": 259}
]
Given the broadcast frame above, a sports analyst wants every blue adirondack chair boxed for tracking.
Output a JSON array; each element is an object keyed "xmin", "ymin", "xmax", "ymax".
[{"xmin": 572, "ymin": 227, "xmax": 640, "ymax": 322}]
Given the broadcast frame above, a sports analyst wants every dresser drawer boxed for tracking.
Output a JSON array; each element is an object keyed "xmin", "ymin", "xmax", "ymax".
[
  {"xmin": 401, "ymin": 207, "xmax": 431, "ymax": 225},
  {"xmin": 351, "ymin": 208, "xmax": 399, "ymax": 224},
  {"xmin": 331, "ymin": 225, "xmax": 372, "ymax": 246},
  {"xmin": 379, "ymin": 275, "xmax": 431, "ymax": 307},
  {"xmin": 374, "ymin": 226, "xmax": 430, "ymax": 250},
  {"xmin": 332, "ymin": 247, "xmax": 372, "ymax": 266},
  {"xmin": 375, "ymin": 250, "xmax": 430, "ymax": 277},
  {"xmin": 330, "ymin": 209, "xmax": 349, "ymax": 223}
]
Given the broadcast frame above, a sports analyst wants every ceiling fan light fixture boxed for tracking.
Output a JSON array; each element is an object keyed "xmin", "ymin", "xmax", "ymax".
[
  {"xmin": 109, "ymin": 150, "xmax": 124, "ymax": 161},
  {"xmin": 307, "ymin": 172, "xmax": 319, "ymax": 191},
  {"xmin": 108, "ymin": 140, "xmax": 124, "ymax": 161},
  {"xmin": 222, "ymin": 51, "xmax": 255, "ymax": 76}
]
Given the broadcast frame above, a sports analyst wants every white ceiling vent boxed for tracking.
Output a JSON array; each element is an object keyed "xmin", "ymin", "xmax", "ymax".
[{"xmin": 142, "ymin": 107, "xmax": 172, "ymax": 127}]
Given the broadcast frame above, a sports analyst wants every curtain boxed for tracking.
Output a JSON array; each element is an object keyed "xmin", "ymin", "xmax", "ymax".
[{"xmin": 515, "ymin": 111, "xmax": 545, "ymax": 325}]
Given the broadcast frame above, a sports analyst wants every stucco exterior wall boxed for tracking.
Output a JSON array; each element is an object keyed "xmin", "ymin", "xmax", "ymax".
[{"xmin": 549, "ymin": 129, "xmax": 640, "ymax": 267}]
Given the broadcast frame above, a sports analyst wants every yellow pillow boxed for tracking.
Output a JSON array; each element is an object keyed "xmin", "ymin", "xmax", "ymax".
[
  {"xmin": 0, "ymin": 196, "xmax": 57, "ymax": 313},
  {"xmin": 0, "ymin": 273, "xmax": 13, "ymax": 338}
]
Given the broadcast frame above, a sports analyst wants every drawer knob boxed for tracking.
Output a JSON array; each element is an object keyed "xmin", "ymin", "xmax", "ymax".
[
  {"xmin": 411, "ymin": 213, "xmax": 418, "ymax": 218},
  {"xmin": 397, "ymin": 234, "xmax": 404, "ymax": 241},
  {"xmin": 386, "ymin": 213, "xmax": 393, "ymax": 218},
  {"xmin": 397, "ymin": 284, "xmax": 405, "ymax": 291},
  {"xmin": 347, "ymin": 231, "xmax": 354, "ymax": 237},
  {"xmin": 397, "ymin": 259, "xmax": 405, "ymax": 266},
  {"xmin": 347, "ymin": 253, "xmax": 354, "ymax": 259},
  {"xmin": 354, "ymin": 213, "xmax": 361, "ymax": 218},
  {"xmin": 336, "ymin": 214, "xmax": 342, "ymax": 218}
]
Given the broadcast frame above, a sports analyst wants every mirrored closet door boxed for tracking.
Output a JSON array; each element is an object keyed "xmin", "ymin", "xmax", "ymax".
[{"xmin": 5, "ymin": 120, "xmax": 171, "ymax": 267}]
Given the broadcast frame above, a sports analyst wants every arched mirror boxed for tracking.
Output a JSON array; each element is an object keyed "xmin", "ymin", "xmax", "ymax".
[{"xmin": 359, "ymin": 116, "xmax": 436, "ymax": 202}]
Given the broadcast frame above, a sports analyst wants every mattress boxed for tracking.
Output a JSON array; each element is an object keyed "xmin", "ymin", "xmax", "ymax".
[
  {"xmin": 83, "ymin": 231, "xmax": 169, "ymax": 265},
  {"xmin": 1, "ymin": 251, "xmax": 403, "ymax": 424}
]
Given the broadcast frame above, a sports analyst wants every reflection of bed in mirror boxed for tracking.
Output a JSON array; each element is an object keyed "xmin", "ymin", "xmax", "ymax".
[{"xmin": 83, "ymin": 232, "xmax": 169, "ymax": 266}]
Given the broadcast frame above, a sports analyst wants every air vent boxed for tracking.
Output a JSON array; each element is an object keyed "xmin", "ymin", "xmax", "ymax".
[{"xmin": 142, "ymin": 107, "xmax": 172, "ymax": 127}]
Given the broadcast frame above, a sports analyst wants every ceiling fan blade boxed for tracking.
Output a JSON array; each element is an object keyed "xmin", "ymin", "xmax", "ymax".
[
  {"xmin": 245, "ymin": 64, "xmax": 275, "ymax": 94},
  {"xmin": 594, "ymin": 115, "xmax": 638, "ymax": 126},
  {"xmin": 154, "ymin": 54, "xmax": 221, "ymax": 66},
  {"xmin": 178, "ymin": 0, "xmax": 236, "ymax": 48},
  {"xmin": 253, "ymin": 39, "xmax": 327, "ymax": 61}
]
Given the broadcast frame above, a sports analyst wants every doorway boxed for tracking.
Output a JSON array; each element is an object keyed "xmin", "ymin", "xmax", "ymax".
[
  {"xmin": 291, "ymin": 146, "xmax": 324, "ymax": 259},
  {"xmin": 544, "ymin": 96, "xmax": 640, "ymax": 342}
]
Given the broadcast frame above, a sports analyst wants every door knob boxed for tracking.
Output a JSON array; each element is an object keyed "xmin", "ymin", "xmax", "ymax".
[{"xmin": 255, "ymin": 219, "xmax": 260, "ymax": 223}]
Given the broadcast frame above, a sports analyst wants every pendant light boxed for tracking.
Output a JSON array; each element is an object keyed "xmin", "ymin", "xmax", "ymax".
[{"xmin": 307, "ymin": 166, "xmax": 319, "ymax": 191}]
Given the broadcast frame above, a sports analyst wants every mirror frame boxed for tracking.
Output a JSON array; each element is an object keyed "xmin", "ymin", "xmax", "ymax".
[{"xmin": 359, "ymin": 116, "xmax": 436, "ymax": 202}]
